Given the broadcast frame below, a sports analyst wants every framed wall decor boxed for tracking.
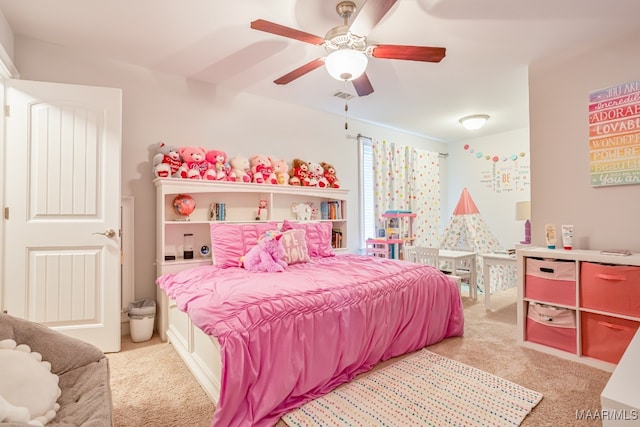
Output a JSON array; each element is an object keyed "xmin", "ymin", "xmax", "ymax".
[{"xmin": 588, "ymin": 80, "xmax": 640, "ymax": 187}]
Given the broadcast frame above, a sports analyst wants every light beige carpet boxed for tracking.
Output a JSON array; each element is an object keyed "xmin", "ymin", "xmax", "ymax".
[
  {"xmin": 108, "ymin": 287, "xmax": 611, "ymax": 427},
  {"xmin": 107, "ymin": 336, "xmax": 215, "ymax": 426}
]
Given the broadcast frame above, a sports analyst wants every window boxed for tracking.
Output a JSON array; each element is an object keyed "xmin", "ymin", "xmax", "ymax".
[{"xmin": 358, "ymin": 136, "xmax": 375, "ymax": 249}]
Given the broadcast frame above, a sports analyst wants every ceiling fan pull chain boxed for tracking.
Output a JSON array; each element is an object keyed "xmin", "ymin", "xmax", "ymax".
[
  {"xmin": 345, "ymin": 100, "xmax": 349, "ymax": 130},
  {"xmin": 344, "ymin": 79, "xmax": 350, "ymax": 130}
]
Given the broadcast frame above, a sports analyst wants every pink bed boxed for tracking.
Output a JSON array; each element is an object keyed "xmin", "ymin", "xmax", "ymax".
[{"xmin": 157, "ymin": 253, "xmax": 464, "ymax": 427}]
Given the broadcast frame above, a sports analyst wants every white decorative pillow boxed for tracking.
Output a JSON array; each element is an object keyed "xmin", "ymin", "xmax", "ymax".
[{"xmin": 0, "ymin": 339, "xmax": 61, "ymax": 426}]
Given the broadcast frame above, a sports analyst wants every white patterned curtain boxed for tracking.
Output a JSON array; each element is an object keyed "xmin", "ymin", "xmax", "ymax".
[{"xmin": 372, "ymin": 140, "xmax": 440, "ymax": 247}]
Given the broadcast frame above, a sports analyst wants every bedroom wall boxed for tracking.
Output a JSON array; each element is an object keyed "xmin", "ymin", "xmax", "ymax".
[
  {"xmin": 446, "ymin": 128, "xmax": 530, "ymax": 249},
  {"xmin": 8, "ymin": 36, "xmax": 447, "ymax": 304},
  {"xmin": 529, "ymin": 29, "xmax": 640, "ymax": 252}
]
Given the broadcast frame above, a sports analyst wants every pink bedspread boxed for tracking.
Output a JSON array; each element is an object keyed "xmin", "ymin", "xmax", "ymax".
[{"xmin": 157, "ymin": 254, "xmax": 464, "ymax": 427}]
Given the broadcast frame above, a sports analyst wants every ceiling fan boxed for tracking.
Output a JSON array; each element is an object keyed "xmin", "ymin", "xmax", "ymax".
[{"xmin": 250, "ymin": 0, "xmax": 446, "ymax": 97}]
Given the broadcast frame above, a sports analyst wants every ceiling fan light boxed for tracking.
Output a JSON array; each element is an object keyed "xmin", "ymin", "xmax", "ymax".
[
  {"xmin": 459, "ymin": 114, "xmax": 490, "ymax": 131},
  {"xmin": 325, "ymin": 49, "xmax": 368, "ymax": 81}
]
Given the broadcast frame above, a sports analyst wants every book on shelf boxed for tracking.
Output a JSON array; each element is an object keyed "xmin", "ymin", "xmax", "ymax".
[
  {"xmin": 209, "ymin": 202, "xmax": 226, "ymax": 221},
  {"xmin": 331, "ymin": 229, "xmax": 343, "ymax": 248},
  {"xmin": 320, "ymin": 202, "xmax": 329, "ymax": 220},
  {"xmin": 325, "ymin": 200, "xmax": 342, "ymax": 220}
]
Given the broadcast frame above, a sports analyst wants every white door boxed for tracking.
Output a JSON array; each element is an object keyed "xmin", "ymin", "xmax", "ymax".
[{"xmin": 3, "ymin": 79, "xmax": 122, "ymax": 352}]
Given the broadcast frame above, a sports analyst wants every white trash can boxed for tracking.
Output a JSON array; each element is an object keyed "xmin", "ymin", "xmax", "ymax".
[{"xmin": 127, "ymin": 299, "xmax": 156, "ymax": 342}]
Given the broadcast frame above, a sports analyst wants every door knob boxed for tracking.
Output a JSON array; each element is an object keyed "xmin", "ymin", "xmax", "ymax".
[{"xmin": 93, "ymin": 229, "xmax": 116, "ymax": 238}]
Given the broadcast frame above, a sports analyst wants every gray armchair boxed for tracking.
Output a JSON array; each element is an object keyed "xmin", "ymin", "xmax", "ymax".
[{"xmin": 0, "ymin": 314, "xmax": 113, "ymax": 426}]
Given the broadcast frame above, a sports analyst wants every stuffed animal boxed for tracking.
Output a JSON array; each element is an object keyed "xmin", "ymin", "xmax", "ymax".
[
  {"xmin": 321, "ymin": 162, "xmax": 341, "ymax": 188},
  {"xmin": 292, "ymin": 202, "xmax": 312, "ymax": 221},
  {"xmin": 271, "ymin": 159, "xmax": 290, "ymax": 185},
  {"xmin": 228, "ymin": 155, "xmax": 252, "ymax": 182},
  {"xmin": 241, "ymin": 230, "xmax": 287, "ymax": 273},
  {"xmin": 307, "ymin": 161, "xmax": 329, "ymax": 188},
  {"xmin": 152, "ymin": 142, "xmax": 182, "ymax": 178},
  {"xmin": 289, "ymin": 158, "xmax": 310, "ymax": 186},
  {"xmin": 177, "ymin": 146, "xmax": 211, "ymax": 179},
  {"xmin": 205, "ymin": 149, "xmax": 231, "ymax": 181},
  {"xmin": 250, "ymin": 154, "xmax": 277, "ymax": 184}
]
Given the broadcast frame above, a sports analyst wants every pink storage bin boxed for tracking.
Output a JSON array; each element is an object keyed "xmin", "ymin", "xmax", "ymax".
[
  {"xmin": 581, "ymin": 312, "xmax": 639, "ymax": 364},
  {"xmin": 525, "ymin": 258, "xmax": 576, "ymax": 306},
  {"xmin": 580, "ymin": 262, "xmax": 640, "ymax": 317},
  {"xmin": 526, "ymin": 302, "xmax": 577, "ymax": 353}
]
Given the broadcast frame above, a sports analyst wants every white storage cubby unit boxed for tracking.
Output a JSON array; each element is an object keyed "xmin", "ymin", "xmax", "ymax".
[
  {"xmin": 517, "ymin": 247, "xmax": 640, "ymax": 372},
  {"xmin": 154, "ymin": 178, "xmax": 349, "ymax": 339}
]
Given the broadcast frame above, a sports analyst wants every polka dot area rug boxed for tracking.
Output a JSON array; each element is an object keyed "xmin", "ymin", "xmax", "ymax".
[{"xmin": 282, "ymin": 349, "xmax": 542, "ymax": 427}]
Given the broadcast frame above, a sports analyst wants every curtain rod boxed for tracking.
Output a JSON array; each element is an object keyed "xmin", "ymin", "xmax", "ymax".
[{"xmin": 355, "ymin": 133, "xmax": 449, "ymax": 158}]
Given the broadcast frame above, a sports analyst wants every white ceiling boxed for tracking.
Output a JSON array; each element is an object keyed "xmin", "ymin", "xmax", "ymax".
[{"xmin": 1, "ymin": 0, "xmax": 639, "ymax": 143}]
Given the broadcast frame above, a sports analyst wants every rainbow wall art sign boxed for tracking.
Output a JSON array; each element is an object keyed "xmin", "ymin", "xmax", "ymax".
[{"xmin": 589, "ymin": 80, "xmax": 640, "ymax": 187}]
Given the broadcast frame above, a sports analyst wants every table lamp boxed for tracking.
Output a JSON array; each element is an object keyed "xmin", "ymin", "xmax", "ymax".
[{"xmin": 515, "ymin": 201, "xmax": 531, "ymax": 244}]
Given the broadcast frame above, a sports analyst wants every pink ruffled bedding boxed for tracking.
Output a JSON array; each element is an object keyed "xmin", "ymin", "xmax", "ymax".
[{"xmin": 156, "ymin": 254, "xmax": 464, "ymax": 427}]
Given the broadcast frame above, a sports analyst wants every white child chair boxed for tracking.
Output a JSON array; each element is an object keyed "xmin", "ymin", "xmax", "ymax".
[
  {"xmin": 404, "ymin": 245, "xmax": 439, "ymax": 267},
  {"xmin": 405, "ymin": 245, "xmax": 463, "ymax": 297}
]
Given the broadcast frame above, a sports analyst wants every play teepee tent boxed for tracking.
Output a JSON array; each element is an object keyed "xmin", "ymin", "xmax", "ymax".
[{"xmin": 440, "ymin": 188, "xmax": 514, "ymax": 295}]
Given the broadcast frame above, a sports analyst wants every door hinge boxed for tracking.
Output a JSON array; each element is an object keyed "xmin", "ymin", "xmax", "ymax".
[
  {"xmin": 4, "ymin": 105, "xmax": 9, "ymax": 117},
  {"xmin": 3, "ymin": 207, "xmax": 8, "ymax": 220}
]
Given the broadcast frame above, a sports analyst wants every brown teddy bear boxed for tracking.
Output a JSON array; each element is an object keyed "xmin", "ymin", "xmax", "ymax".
[
  {"xmin": 289, "ymin": 158, "xmax": 310, "ymax": 186},
  {"xmin": 321, "ymin": 162, "xmax": 341, "ymax": 188}
]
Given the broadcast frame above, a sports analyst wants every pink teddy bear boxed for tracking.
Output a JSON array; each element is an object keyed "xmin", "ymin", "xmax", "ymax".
[
  {"xmin": 250, "ymin": 154, "xmax": 277, "ymax": 184},
  {"xmin": 177, "ymin": 146, "xmax": 211, "ymax": 179},
  {"xmin": 271, "ymin": 158, "xmax": 290, "ymax": 185},
  {"xmin": 205, "ymin": 149, "xmax": 231, "ymax": 181},
  {"xmin": 241, "ymin": 230, "xmax": 287, "ymax": 273}
]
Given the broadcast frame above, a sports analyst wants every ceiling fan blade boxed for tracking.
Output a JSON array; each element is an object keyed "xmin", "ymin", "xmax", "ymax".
[
  {"xmin": 274, "ymin": 58, "xmax": 326, "ymax": 85},
  {"xmin": 371, "ymin": 45, "xmax": 446, "ymax": 62},
  {"xmin": 250, "ymin": 19, "xmax": 325, "ymax": 45},
  {"xmin": 352, "ymin": 73, "xmax": 374, "ymax": 97},
  {"xmin": 349, "ymin": 0, "xmax": 398, "ymax": 36}
]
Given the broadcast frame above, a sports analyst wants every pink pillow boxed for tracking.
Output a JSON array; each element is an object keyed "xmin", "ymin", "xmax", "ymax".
[
  {"xmin": 280, "ymin": 229, "xmax": 311, "ymax": 265},
  {"xmin": 281, "ymin": 220, "xmax": 335, "ymax": 258},
  {"xmin": 210, "ymin": 222, "xmax": 279, "ymax": 268}
]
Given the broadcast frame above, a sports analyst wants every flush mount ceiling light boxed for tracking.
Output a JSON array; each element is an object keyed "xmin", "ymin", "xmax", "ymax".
[
  {"xmin": 324, "ymin": 48, "xmax": 368, "ymax": 81},
  {"xmin": 459, "ymin": 114, "xmax": 490, "ymax": 131}
]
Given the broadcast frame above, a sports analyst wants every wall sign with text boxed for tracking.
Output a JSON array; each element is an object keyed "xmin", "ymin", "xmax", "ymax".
[
  {"xmin": 463, "ymin": 144, "xmax": 530, "ymax": 193},
  {"xmin": 589, "ymin": 80, "xmax": 640, "ymax": 187}
]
